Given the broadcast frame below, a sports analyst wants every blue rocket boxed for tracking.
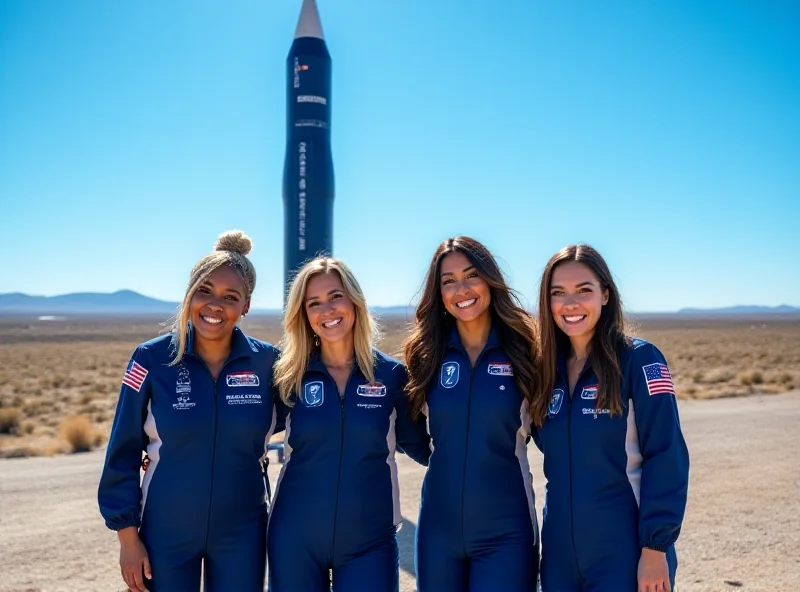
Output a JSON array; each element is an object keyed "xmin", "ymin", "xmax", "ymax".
[{"xmin": 283, "ymin": 0, "xmax": 334, "ymax": 291}]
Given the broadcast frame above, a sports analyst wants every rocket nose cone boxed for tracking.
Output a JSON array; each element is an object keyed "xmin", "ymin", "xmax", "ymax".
[{"xmin": 294, "ymin": 0, "xmax": 324, "ymax": 40}]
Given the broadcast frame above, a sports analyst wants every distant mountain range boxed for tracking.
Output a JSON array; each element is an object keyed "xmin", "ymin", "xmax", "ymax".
[
  {"xmin": 0, "ymin": 290, "xmax": 413, "ymax": 317},
  {"xmin": 0, "ymin": 290, "xmax": 180, "ymax": 315},
  {"xmin": 675, "ymin": 305, "xmax": 800, "ymax": 315},
  {"xmin": 0, "ymin": 291, "xmax": 797, "ymax": 317}
]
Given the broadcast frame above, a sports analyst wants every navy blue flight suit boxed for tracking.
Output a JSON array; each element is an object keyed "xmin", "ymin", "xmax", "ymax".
[
  {"xmin": 416, "ymin": 324, "xmax": 540, "ymax": 591},
  {"xmin": 98, "ymin": 326, "xmax": 281, "ymax": 591},
  {"xmin": 534, "ymin": 338, "xmax": 690, "ymax": 591},
  {"xmin": 266, "ymin": 349, "xmax": 431, "ymax": 592}
]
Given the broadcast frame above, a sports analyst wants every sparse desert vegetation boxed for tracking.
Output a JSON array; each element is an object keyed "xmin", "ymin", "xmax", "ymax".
[{"xmin": 1, "ymin": 313, "xmax": 799, "ymax": 457}]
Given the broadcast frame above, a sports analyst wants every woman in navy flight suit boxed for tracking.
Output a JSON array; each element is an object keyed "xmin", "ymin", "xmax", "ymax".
[
  {"xmin": 532, "ymin": 244, "xmax": 690, "ymax": 592},
  {"xmin": 267, "ymin": 256, "xmax": 431, "ymax": 592},
  {"xmin": 403, "ymin": 236, "xmax": 542, "ymax": 592},
  {"xmin": 98, "ymin": 230, "xmax": 282, "ymax": 592}
]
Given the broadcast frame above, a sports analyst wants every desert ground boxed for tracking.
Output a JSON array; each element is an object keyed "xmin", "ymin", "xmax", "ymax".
[{"xmin": 1, "ymin": 314, "xmax": 799, "ymax": 591}]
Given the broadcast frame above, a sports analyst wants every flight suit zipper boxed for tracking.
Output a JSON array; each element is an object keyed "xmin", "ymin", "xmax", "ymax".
[
  {"xmin": 191, "ymin": 353, "xmax": 244, "ymax": 552},
  {"xmin": 460, "ymin": 347, "xmax": 490, "ymax": 555},
  {"xmin": 566, "ymin": 365, "xmax": 590, "ymax": 578},
  {"xmin": 330, "ymin": 367, "xmax": 356, "ymax": 566}
]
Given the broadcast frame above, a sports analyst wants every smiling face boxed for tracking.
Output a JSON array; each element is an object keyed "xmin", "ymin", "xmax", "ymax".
[
  {"xmin": 304, "ymin": 272, "xmax": 356, "ymax": 346},
  {"xmin": 549, "ymin": 261, "xmax": 609, "ymax": 340},
  {"xmin": 439, "ymin": 251, "xmax": 491, "ymax": 324},
  {"xmin": 189, "ymin": 264, "xmax": 250, "ymax": 343}
]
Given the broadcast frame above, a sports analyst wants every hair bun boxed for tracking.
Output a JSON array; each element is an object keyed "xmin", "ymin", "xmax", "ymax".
[{"xmin": 214, "ymin": 230, "xmax": 253, "ymax": 256}]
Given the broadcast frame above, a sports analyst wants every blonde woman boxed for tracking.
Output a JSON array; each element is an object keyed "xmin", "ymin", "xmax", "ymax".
[
  {"xmin": 267, "ymin": 257, "xmax": 430, "ymax": 592},
  {"xmin": 98, "ymin": 231, "xmax": 283, "ymax": 592}
]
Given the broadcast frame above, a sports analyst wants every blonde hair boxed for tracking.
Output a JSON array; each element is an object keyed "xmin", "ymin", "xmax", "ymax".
[
  {"xmin": 167, "ymin": 230, "xmax": 256, "ymax": 365},
  {"xmin": 274, "ymin": 257, "xmax": 382, "ymax": 405}
]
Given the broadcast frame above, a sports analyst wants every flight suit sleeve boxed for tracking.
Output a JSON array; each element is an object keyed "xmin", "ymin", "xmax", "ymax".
[
  {"xmin": 269, "ymin": 345, "xmax": 288, "ymax": 435},
  {"xmin": 392, "ymin": 363, "xmax": 432, "ymax": 467},
  {"xmin": 629, "ymin": 342, "xmax": 690, "ymax": 552},
  {"xmin": 97, "ymin": 346, "xmax": 151, "ymax": 531}
]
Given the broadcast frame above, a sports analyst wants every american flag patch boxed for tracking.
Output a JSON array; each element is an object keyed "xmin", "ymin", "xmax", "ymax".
[
  {"xmin": 642, "ymin": 362, "xmax": 674, "ymax": 396},
  {"xmin": 122, "ymin": 359, "xmax": 148, "ymax": 392}
]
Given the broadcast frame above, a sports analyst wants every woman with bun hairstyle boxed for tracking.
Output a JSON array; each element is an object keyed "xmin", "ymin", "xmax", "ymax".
[
  {"xmin": 98, "ymin": 230, "xmax": 283, "ymax": 592},
  {"xmin": 403, "ymin": 236, "xmax": 541, "ymax": 592},
  {"xmin": 532, "ymin": 244, "xmax": 689, "ymax": 592},
  {"xmin": 267, "ymin": 256, "xmax": 431, "ymax": 592}
]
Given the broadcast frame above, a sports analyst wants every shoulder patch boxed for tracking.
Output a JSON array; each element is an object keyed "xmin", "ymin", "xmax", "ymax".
[
  {"xmin": 487, "ymin": 362, "xmax": 514, "ymax": 376},
  {"xmin": 642, "ymin": 362, "xmax": 675, "ymax": 396},
  {"xmin": 122, "ymin": 359, "xmax": 148, "ymax": 392}
]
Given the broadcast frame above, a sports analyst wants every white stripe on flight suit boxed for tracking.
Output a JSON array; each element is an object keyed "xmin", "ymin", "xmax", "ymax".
[
  {"xmin": 386, "ymin": 408, "xmax": 402, "ymax": 528},
  {"xmin": 267, "ymin": 414, "xmax": 293, "ymax": 529},
  {"xmin": 625, "ymin": 400, "xmax": 643, "ymax": 506},
  {"xmin": 516, "ymin": 400, "xmax": 539, "ymax": 546},
  {"xmin": 422, "ymin": 402, "xmax": 434, "ymax": 453},
  {"xmin": 140, "ymin": 400, "xmax": 162, "ymax": 520},
  {"xmin": 259, "ymin": 405, "xmax": 279, "ymax": 508}
]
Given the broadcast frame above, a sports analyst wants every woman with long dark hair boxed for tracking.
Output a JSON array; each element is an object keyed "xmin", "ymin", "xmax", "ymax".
[
  {"xmin": 532, "ymin": 244, "xmax": 690, "ymax": 592},
  {"xmin": 404, "ymin": 236, "xmax": 541, "ymax": 591}
]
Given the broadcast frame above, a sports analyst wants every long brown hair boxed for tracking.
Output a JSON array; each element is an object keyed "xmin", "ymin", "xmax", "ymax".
[
  {"xmin": 403, "ymin": 236, "xmax": 540, "ymax": 420},
  {"xmin": 531, "ymin": 244, "xmax": 630, "ymax": 427}
]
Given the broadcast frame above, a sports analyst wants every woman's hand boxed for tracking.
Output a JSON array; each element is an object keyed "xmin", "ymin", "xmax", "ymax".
[
  {"xmin": 638, "ymin": 547, "xmax": 670, "ymax": 592},
  {"xmin": 118, "ymin": 526, "xmax": 151, "ymax": 592}
]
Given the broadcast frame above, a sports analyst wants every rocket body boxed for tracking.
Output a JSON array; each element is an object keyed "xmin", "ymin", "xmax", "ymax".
[{"xmin": 283, "ymin": 0, "xmax": 334, "ymax": 290}]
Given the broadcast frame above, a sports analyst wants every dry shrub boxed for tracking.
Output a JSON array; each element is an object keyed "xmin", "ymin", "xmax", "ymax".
[
  {"xmin": 59, "ymin": 414, "xmax": 99, "ymax": 453},
  {"xmin": 0, "ymin": 445, "xmax": 43, "ymax": 459},
  {"xmin": 704, "ymin": 368, "xmax": 735, "ymax": 384},
  {"xmin": 738, "ymin": 370, "xmax": 764, "ymax": 386},
  {"xmin": 0, "ymin": 407, "xmax": 22, "ymax": 434}
]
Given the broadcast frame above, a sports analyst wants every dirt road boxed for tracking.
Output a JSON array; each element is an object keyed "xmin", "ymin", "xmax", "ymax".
[{"xmin": 1, "ymin": 391, "xmax": 798, "ymax": 592}]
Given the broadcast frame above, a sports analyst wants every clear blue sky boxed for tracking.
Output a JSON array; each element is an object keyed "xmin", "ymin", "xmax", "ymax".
[{"xmin": 1, "ymin": 0, "xmax": 798, "ymax": 312}]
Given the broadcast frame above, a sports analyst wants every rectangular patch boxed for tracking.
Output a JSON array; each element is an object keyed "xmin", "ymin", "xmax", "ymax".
[
  {"xmin": 122, "ymin": 360, "xmax": 148, "ymax": 392},
  {"xmin": 487, "ymin": 363, "xmax": 514, "ymax": 376},
  {"xmin": 581, "ymin": 384, "xmax": 599, "ymax": 400},
  {"xmin": 357, "ymin": 403, "xmax": 382, "ymax": 409},
  {"xmin": 642, "ymin": 362, "xmax": 674, "ymax": 396},
  {"xmin": 226, "ymin": 372, "xmax": 260, "ymax": 388},
  {"xmin": 582, "ymin": 408, "xmax": 610, "ymax": 416},
  {"xmin": 357, "ymin": 384, "xmax": 387, "ymax": 397},
  {"xmin": 226, "ymin": 393, "xmax": 263, "ymax": 405}
]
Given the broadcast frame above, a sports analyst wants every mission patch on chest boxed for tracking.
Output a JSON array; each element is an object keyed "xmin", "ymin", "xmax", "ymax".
[
  {"xmin": 226, "ymin": 372, "xmax": 260, "ymax": 387},
  {"xmin": 487, "ymin": 362, "xmax": 514, "ymax": 376},
  {"xmin": 357, "ymin": 383, "xmax": 387, "ymax": 397}
]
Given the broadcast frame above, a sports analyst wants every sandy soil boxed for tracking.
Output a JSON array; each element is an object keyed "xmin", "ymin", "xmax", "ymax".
[{"xmin": 1, "ymin": 391, "xmax": 798, "ymax": 592}]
